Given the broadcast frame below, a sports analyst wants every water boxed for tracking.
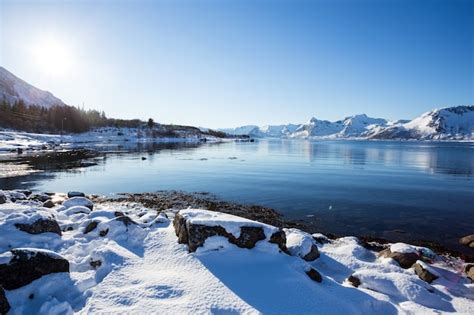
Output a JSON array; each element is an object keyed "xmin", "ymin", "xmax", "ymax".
[{"xmin": 2, "ymin": 139, "xmax": 473, "ymax": 253}]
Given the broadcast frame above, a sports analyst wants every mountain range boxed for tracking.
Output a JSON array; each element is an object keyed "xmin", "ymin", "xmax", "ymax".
[
  {"xmin": 221, "ymin": 106, "xmax": 474, "ymax": 140},
  {"xmin": 1, "ymin": 66, "xmax": 472, "ymax": 140}
]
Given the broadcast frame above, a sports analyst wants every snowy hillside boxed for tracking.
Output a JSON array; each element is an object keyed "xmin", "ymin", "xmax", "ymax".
[
  {"xmin": 369, "ymin": 106, "xmax": 474, "ymax": 140},
  {"xmin": 0, "ymin": 190, "xmax": 473, "ymax": 314},
  {"xmin": 0, "ymin": 67, "xmax": 65, "ymax": 108}
]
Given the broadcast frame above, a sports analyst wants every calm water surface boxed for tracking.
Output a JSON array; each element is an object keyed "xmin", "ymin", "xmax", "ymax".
[{"xmin": 2, "ymin": 139, "xmax": 473, "ymax": 252}]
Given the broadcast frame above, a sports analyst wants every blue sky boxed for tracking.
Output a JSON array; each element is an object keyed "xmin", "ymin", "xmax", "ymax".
[{"xmin": 1, "ymin": 0, "xmax": 472, "ymax": 128}]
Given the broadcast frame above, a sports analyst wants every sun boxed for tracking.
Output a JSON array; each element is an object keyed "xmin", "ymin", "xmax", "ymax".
[{"xmin": 33, "ymin": 38, "xmax": 74, "ymax": 76}]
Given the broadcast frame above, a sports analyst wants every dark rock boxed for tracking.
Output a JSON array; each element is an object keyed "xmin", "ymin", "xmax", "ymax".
[
  {"xmin": 141, "ymin": 157, "xmax": 147, "ymax": 160},
  {"xmin": 67, "ymin": 191, "xmax": 86, "ymax": 198},
  {"xmin": 0, "ymin": 194, "xmax": 6, "ymax": 205},
  {"xmin": 302, "ymin": 244, "xmax": 320, "ymax": 261},
  {"xmin": 90, "ymin": 259, "xmax": 102, "ymax": 269},
  {"xmin": 114, "ymin": 211, "xmax": 125, "ymax": 217},
  {"xmin": 465, "ymin": 264, "xmax": 474, "ymax": 281},
  {"xmin": 29, "ymin": 193, "xmax": 50, "ymax": 203},
  {"xmin": 114, "ymin": 216, "xmax": 137, "ymax": 226},
  {"xmin": 312, "ymin": 235, "xmax": 330, "ymax": 244},
  {"xmin": 414, "ymin": 263, "xmax": 438, "ymax": 283},
  {"xmin": 84, "ymin": 221, "xmax": 98, "ymax": 234},
  {"xmin": 173, "ymin": 213, "xmax": 286, "ymax": 253},
  {"xmin": 29, "ymin": 293, "xmax": 34, "ymax": 299},
  {"xmin": 99, "ymin": 229, "xmax": 109, "ymax": 237},
  {"xmin": 0, "ymin": 286, "xmax": 10, "ymax": 315},
  {"xmin": 43, "ymin": 200, "xmax": 55, "ymax": 208},
  {"xmin": 360, "ymin": 240, "xmax": 388, "ymax": 252},
  {"xmin": 347, "ymin": 275, "xmax": 361, "ymax": 287},
  {"xmin": 459, "ymin": 235, "xmax": 474, "ymax": 248},
  {"xmin": 0, "ymin": 248, "xmax": 69, "ymax": 290},
  {"xmin": 15, "ymin": 218, "xmax": 62, "ymax": 236},
  {"xmin": 306, "ymin": 268, "xmax": 322, "ymax": 282},
  {"xmin": 269, "ymin": 230, "xmax": 289, "ymax": 253},
  {"xmin": 379, "ymin": 248, "xmax": 420, "ymax": 269},
  {"xmin": 16, "ymin": 190, "xmax": 31, "ymax": 197}
]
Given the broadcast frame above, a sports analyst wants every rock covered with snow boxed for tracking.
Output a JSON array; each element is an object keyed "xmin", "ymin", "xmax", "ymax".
[
  {"xmin": 414, "ymin": 261, "xmax": 439, "ymax": 283},
  {"xmin": 379, "ymin": 243, "xmax": 427, "ymax": 269},
  {"xmin": 0, "ymin": 248, "xmax": 69, "ymax": 290},
  {"xmin": 174, "ymin": 209, "xmax": 288, "ymax": 252},
  {"xmin": 62, "ymin": 197, "xmax": 94, "ymax": 211},
  {"xmin": 284, "ymin": 228, "xmax": 320, "ymax": 261}
]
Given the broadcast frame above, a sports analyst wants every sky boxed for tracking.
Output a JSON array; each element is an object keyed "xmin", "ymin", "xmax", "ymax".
[{"xmin": 0, "ymin": 0, "xmax": 473, "ymax": 128}]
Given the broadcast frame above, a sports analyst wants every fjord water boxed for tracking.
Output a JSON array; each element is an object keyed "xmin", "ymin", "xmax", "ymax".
[{"xmin": 4, "ymin": 140, "xmax": 474, "ymax": 252}]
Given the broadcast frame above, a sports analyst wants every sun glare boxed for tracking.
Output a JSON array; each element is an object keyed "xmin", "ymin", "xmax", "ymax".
[{"xmin": 33, "ymin": 38, "xmax": 74, "ymax": 76}]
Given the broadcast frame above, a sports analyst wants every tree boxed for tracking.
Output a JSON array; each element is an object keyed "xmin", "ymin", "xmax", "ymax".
[{"xmin": 147, "ymin": 118, "xmax": 154, "ymax": 129}]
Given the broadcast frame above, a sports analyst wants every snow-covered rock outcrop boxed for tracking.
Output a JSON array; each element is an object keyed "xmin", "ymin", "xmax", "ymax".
[{"xmin": 0, "ymin": 67, "xmax": 65, "ymax": 108}]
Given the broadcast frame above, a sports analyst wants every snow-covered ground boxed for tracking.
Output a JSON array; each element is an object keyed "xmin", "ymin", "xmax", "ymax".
[
  {"xmin": 0, "ymin": 128, "xmax": 224, "ymax": 153},
  {"xmin": 0, "ymin": 190, "xmax": 473, "ymax": 314}
]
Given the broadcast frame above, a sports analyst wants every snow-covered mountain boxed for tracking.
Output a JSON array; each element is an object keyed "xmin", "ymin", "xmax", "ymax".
[
  {"xmin": 0, "ymin": 66, "xmax": 65, "ymax": 108},
  {"xmin": 220, "ymin": 124, "xmax": 299, "ymax": 138},
  {"xmin": 368, "ymin": 106, "xmax": 474, "ymax": 140},
  {"xmin": 291, "ymin": 114, "xmax": 390, "ymax": 138},
  {"xmin": 222, "ymin": 106, "xmax": 473, "ymax": 140}
]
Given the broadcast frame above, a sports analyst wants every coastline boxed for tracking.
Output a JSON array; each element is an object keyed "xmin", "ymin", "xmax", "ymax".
[{"xmin": 97, "ymin": 190, "xmax": 474, "ymax": 261}]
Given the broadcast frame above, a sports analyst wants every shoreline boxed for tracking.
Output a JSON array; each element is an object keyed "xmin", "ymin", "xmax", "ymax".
[{"xmin": 95, "ymin": 190, "xmax": 474, "ymax": 262}]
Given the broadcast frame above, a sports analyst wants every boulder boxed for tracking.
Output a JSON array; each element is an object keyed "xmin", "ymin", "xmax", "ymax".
[
  {"xmin": 0, "ymin": 248, "xmax": 69, "ymax": 290},
  {"xmin": 347, "ymin": 274, "xmax": 361, "ymax": 287},
  {"xmin": 67, "ymin": 191, "xmax": 86, "ymax": 198},
  {"xmin": 414, "ymin": 262, "xmax": 438, "ymax": 283},
  {"xmin": 459, "ymin": 235, "xmax": 474, "ymax": 248},
  {"xmin": 43, "ymin": 200, "xmax": 56, "ymax": 208},
  {"xmin": 465, "ymin": 264, "xmax": 474, "ymax": 281},
  {"xmin": 63, "ymin": 197, "xmax": 93, "ymax": 211},
  {"xmin": 174, "ymin": 210, "xmax": 287, "ymax": 253},
  {"xmin": 0, "ymin": 193, "xmax": 6, "ymax": 205},
  {"xmin": 15, "ymin": 218, "xmax": 62, "ymax": 236},
  {"xmin": 84, "ymin": 221, "xmax": 99, "ymax": 234},
  {"xmin": 305, "ymin": 268, "xmax": 322, "ymax": 282},
  {"xmin": 284, "ymin": 228, "xmax": 320, "ymax": 261},
  {"xmin": 379, "ymin": 248, "xmax": 420, "ymax": 269},
  {"xmin": 0, "ymin": 286, "xmax": 10, "ymax": 315},
  {"xmin": 28, "ymin": 193, "xmax": 50, "ymax": 203}
]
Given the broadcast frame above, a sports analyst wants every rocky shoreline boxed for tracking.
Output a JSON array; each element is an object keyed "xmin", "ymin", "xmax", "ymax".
[
  {"xmin": 0, "ymin": 189, "xmax": 473, "ymax": 313},
  {"xmin": 96, "ymin": 190, "xmax": 474, "ymax": 262}
]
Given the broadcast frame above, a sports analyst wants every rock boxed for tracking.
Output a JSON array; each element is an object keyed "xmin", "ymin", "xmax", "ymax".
[
  {"xmin": 15, "ymin": 218, "xmax": 62, "ymax": 236},
  {"xmin": 173, "ymin": 211, "xmax": 287, "ymax": 253},
  {"xmin": 141, "ymin": 157, "xmax": 147, "ymax": 160},
  {"xmin": 67, "ymin": 191, "xmax": 86, "ymax": 198},
  {"xmin": 90, "ymin": 259, "xmax": 102, "ymax": 269},
  {"xmin": 284, "ymin": 229, "xmax": 318, "ymax": 261},
  {"xmin": 0, "ymin": 193, "xmax": 7, "ymax": 205},
  {"xmin": 465, "ymin": 264, "xmax": 474, "ymax": 281},
  {"xmin": 0, "ymin": 248, "xmax": 69, "ymax": 290},
  {"xmin": 99, "ymin": 228, "xmax": 109, "ymax": 237},
  {"xmin": 0, "ymin": 286, "xmax": 10, "ymax": 315},
  {"xmin": 312, "ymin": 233, "xmax": 330, "ymax": 244},
  {"xmin": 305, "ymin": 268, "xmax": 322, "ymax": 282},
  {"xmin": 379, "ymin": 248, "xmax": 420, "ymax": 269},
  {"xmin": 347, "ymin": 275, "xmax": 361, "ymax": 287},
  {"xmin": 28, "ymin": 193, "xmax": 50, "ymax": 203},
  {"xmin": 84, "ymin": 221, "xmax": 99, "ymax": 234},
  {"xmin": 115, "ymin": 216, "xmax": 137, "ymax": 226},
  {"xmin": 303, "ymin": 245, "xmax": 320, "ymax": 261},
  {"xmin": 43, "ymin": 200, "xmax": 55, "ymax": 208},
  {"xmin": 414, "ymin": 263, "xmax": 438, "ymax": 283},
  {"xmin": 459, "ymin": 235, "xmax": 474, "ymax": 248},
  {"xmin": 63, "ymin": 197, "xmax": 93, "ymax": 211}
]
